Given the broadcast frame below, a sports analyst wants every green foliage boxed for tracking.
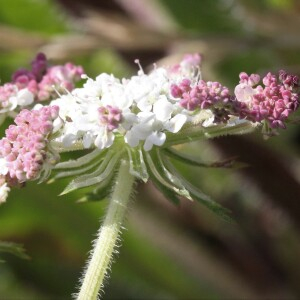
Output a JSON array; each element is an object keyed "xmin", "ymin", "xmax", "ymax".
[
  {"xmin": 0, "ymin": 0, "xmax": 67, "ymax": 35},
  {"xmin": 160, "ymin": 0, "xmax": 241, "ymax": 33}
]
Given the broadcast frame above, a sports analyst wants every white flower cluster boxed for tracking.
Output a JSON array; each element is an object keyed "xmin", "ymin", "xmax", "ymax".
[{"xmin": 50, "ymin": 55, "xmax": 201, "ymax": 151}]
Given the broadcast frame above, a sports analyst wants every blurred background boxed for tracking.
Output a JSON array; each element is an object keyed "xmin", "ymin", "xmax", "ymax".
[{"xmin": 0, "ymin": 0, "xmax": 300, "ymax": 299}]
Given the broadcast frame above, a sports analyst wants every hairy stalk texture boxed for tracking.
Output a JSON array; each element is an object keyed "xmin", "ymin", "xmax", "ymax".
[{"xmin": 76, "ymin": 159, "xmax": 135, "ymax": 300}]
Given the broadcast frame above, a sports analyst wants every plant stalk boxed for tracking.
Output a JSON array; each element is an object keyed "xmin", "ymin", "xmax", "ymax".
[{"xmin": 76, "ymin": 159, "xmax": 135, "ymax": 300}]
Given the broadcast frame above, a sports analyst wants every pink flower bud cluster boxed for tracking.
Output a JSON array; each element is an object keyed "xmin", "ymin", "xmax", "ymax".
[
  {"xmin": 0, "ymin": 53, "xmax": 84, "ymax": 110},
  {"xmin": 171, "ymin": 79, "xmax": 231, "ymax": 123},
  {"xmin": 37, "ymin": 63, "xmax": 84, "ymax": 101},
  {"xmin": 98, "ymin": 105, "xmax": 122, "ymax": 131},
  {"xmin": 235, "ymin": 71, "xmax": 299, "ymax": 129},
  {"xmin": 171, "ymin": 79, "xmax": 230, "ymax": 111},
  {"xmin": 171, "ymin": 69, "xmax": 300, "ymax": 129},
  {"xmin": 0, "ymin": 106, "xmax": 60, "ymax": 183}
]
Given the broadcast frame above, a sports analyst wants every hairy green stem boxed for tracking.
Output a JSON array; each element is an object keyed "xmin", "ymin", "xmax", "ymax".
[{"xmin": 76, "ymin": 159, "xmax": 135, "ymax": 300}]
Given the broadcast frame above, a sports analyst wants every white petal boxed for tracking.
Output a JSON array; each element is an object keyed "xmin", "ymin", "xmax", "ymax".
[
  {"xmin": 16, "ymin": 89, "xmax": 34, "ymax": 106},
  {"xmin": 62, "ymin": 134, "xmax": 77, "ymax": 147},
  {"xmin": 82, "ymin": 132, "xmax": 94, "ymax": 148},
  {"xmin": 0, "ymin": 182, "xmax": 10, "ymax": 204},
  {"xmin": 137, "ymin": 98, "xmax": 152, "ymax": 112},
  {"xmin": 0, "ymin": 159, "xmax": 8, "ymax": 175},
  {"xmin": 144, "ymin": 131, "xmax": 166, "ymax": 151},
  {"xmin": 52, "ymin": 117, "xmax": 64, "ymax": 133},
  {"xmin": 7, "ymin": 97, "xmax": 18, "ymax": 111},
  {"xmin": 234, "ymin": 84, "xmax": 255, "ymax": 103},
  {"xmin": 121, "ymin": 111, "xmax": 138, "ymax": 130},
  {"xmin": 164, "ymin": 114, "xmax": 187, "ymax": 133},
  {"xmin": 202, "ymin": 117, "xmax": 215, "ymax": 127},
  {"xmin": 153, "ymin": 97, "xmax": 173, "ymax": 122},
  {"xmin": 94, "ymin": 129, "xmax": 114, "ymax": 149},
  {"xmin": 124, "ymin": 130, "xmax": 140, "ymax": 148}
]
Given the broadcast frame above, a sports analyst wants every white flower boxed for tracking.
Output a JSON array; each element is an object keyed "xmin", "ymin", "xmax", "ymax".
[
  {"xmin": 164, "ymin": 114, "xmax": 187, "ymax": 133},
  {"xmin": 49, "ymin": 61, "xmax": 195, "ymax": 152},
  {"xmin": 0, "ymin": 158, "xmax": 8, "ymax": 176},
  {"xmin": 94, "ymin": 127, "xmax": 114, "ymax": 149},
  {"xmin": 0, "ymin": 180, "xmax": 10, "ymax": 204},
  {"xmin": 15, "ymin": 88, "xmax": 34, "ymax": 106},
  {"xmin": 125, "ymin": 107, "xmax": 187, "ymax": 151},
  {"xmin": 234, "ymin": 83, "xmax": 255, "ymax": 104}
]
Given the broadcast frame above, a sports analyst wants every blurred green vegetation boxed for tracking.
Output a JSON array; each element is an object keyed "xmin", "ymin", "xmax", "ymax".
[{"xmin": 0, "ymin": 0, "xmax": 300, "ymax": 299}]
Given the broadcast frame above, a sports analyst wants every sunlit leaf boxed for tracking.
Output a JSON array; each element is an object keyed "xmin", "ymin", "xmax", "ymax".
[
  {"xmin": 55, "ymin": 148, "xmax": 105, "ymax": 169},
  {"xmin": 127, "ymin": 147, "xmax": 149, "ymax": 182},
  {"xmin": 60, "ymin": 151, "xmax": 122, "ymax": 195},
  {"xmin": 145, "ymin": 150, "xmax": 191, "ymax": 199}
]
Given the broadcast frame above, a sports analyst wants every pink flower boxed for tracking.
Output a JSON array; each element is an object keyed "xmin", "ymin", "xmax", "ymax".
[{"xmin": 0, "ymin": 106, "xmax": 60, "ymax": 183}]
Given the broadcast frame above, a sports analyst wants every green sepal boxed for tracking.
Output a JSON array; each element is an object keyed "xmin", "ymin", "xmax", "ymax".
[
  {"xmin": 0, "ymin": 241, "xmax": 30, "ymax": 262},
  {"xmin": 127, "ymin": 147, "xmax": 149, "ymax": 182}
]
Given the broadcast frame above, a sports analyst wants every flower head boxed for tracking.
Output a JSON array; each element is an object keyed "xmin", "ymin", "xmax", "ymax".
[
  {"xmin": 0, "ymin": 106, "xmax": 61, "ymax": 184},
  {"xmin": 234, "ymin": 71, "xmax": 300, "ymax": 129},
  {"xmin": 0, "ymin": 53, "xmax": 84, "ymax": 123}
]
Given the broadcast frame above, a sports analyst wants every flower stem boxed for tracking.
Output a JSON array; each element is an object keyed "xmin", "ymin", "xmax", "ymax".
[{"xmin": 76, "ymin": 159, "xmax": 135, "ymax": 300}]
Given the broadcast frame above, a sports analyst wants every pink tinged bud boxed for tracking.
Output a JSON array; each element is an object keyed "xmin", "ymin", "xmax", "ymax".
[
  {"xmin": 249, "ymin": 74, "xmax": 260, "ymax": 86},
  {"xmin": 180, "ymin": 93, "xmax": 199, "ymax": 111},
  {"xmin": 281, "ymin": 109, "xmax": 290, "ymax": 118},
  {"xmin": 239, "ymin": 72, "xmax": 249, "ymax": 83},
  {"xmin": 31, "ymin": 53, "xmax": 48, "ymax": 80},
  {"xmin": 292, "ymin": 75, "xmax": 299, "ymax": 87},
  {"xmin": 262, "ymin": 73, "xmax": 276, "ymax": 86},
  {"xmin": 171, "ymin": 84, "xmax": 182, "ymax": 98},
  {"xmin": 98, "ymin": 105, "xmax": 123, "ymax": 131}
]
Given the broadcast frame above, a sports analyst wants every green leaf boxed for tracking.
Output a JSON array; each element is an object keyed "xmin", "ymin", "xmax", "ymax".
[
  {"xmin": 77, "ymin": 174, "xmax": 115, "ymax": 203},
  {"xmin": 54, "ymin": 159, "xmax": 101, "ymax": 179},
  {"xmin": 145, "ymin": 160, "xmax": 181, "ymax": 205},
  {"xmin": 0, "ymin": 0, "xmax": 67, "ymax": 36},
  {"xmin": 150, "ymin": 176, "xmax": 181, "ymax": 205},
  {"xmin": 127, "ymin": 147, "xmax": 149, "ymax": 182},
  {"xmin": 55, "ymin": 148, "xmax": 105, "ymax": 169},
  {"xmin": 60, "ymin": 151, "xmax": 122, "ymax": 195},
  {"xmin": 145, "ymin": 150, "xmax": 191, "ymax": 200},
  {"xmin": 163, "ymin": 158, "xmax": 233, "ymax": 223},
  {"xmin": 0, "ymin": 241, "xmax": 30, "ymax": 262},
  {"xmin": 163, "ymin": 148, "xmax": 247, "ymax": 169}
]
